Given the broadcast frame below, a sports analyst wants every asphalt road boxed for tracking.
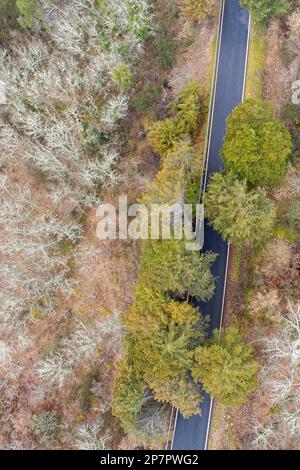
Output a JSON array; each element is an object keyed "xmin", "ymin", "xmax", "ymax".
[{"xmin": 172, "ymin": 0, "xmax": 250, "ymax": 451}]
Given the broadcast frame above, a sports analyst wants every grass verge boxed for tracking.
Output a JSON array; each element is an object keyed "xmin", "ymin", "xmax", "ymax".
[{"xmin": 245, "ymin": 22, "xmax": 266, "ymax": 99}]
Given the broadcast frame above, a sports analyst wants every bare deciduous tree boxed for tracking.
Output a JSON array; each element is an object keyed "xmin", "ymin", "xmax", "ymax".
[
  {"xmin": 36, "ymin": 316, "xmax": 121, "ymax": 389},
  {"xmin": 254, "ymin": 302, "xmax": 300, "ymax": 449},
  {"xmin": 76, "ymin": 419, "xmax": 111, "ymax": 450},
  {"xmin": 0, "ymin": 178, "xmax": 81, "ymax": 329},
  {"xmin": 0, "ymin": 0, "xmax": 153, "ymax": 213}
]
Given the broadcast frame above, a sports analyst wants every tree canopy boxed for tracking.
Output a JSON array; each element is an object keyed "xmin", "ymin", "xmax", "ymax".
[
  {"xmin": 112, "ymin": 360, "xmax": 146, "ymax": 433},
  {"xmin": 221, "ymin": 99, "xmax": 291, "ymax": 188},
  {"xmin": 205, "ymin": 173, "xmax": 276, "ymax": 247},
  {"xmin": 240, "ymin": 0, "xmax": 288, "ymax": 24},
  {"xmin": 193, "ymin": 327, "xmax": 258, "ymax": 407},
  {"xmin": 148, "ymin": 81, "xmax": 206, "ymax": 157},
  {"xmin": 139, "ymin": 239, "xmax": 217, "ymax": 301},
  {"xmin": 124, "ymin": 305, "xmax": 205, "ymax": 418},
  {"xmin": 113, "ymin": 81, "xmax": 217, "ymax": 434}
]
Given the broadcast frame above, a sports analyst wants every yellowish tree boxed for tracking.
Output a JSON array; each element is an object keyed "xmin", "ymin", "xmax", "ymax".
[{"xmin": 193, "ymin": 327, "xmax": 258, "ymax": 407}]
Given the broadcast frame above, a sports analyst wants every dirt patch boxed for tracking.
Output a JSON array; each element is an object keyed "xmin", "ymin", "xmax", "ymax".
[
  {"xmin": 264, "ymin": 19, "xmax": 299, "ymax": 111},
  {"xmin": 170, "ymin": 18, "xmax": 216, "ymax": 94},
  {"xmin": 264, "ymin": 21, "xmax": 289, "ymax": 110}
]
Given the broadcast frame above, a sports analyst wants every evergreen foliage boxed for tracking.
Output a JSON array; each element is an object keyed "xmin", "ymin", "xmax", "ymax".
[
  {"xmin": 148, "ymin": 81, "xmax": 206, "ymax": 157},
  {"xmin": 222, "ymin": 99, "xmax": 291, "ymax": 188},
  {"xmin": 16, "ymin": 0, "xmax": 43, "ymax": 29},
  {"xmin": 113, "ymin": 82, "xmax": 216, "ymax": 431},
  {"xmin": 240, "ymin": 0, "xmax": 288, "ymax": 24},
  {"xmin": 205, "ymin": 173, "xmax": 276, "ymax": 247},
  {"xmin": 193, "ymin": 327, "xmax": 258, "ymax": 406}
]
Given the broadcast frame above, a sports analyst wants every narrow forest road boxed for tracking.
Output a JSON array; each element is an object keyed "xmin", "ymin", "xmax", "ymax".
[{"xmin": 172, "ymin": 0, "xmax": 250, "ymax": 451}]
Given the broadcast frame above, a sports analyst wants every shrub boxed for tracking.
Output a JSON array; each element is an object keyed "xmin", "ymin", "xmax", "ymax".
[
  {"xmin": 281, "ymin": 104, "xmax": 300, "ymax": 129},
  {"xmin": 155, "ymin": 29, "xmax": 177, "ymax": 70},
  {"xmin": 148, "ymin": 118, "xmax": 181, "ymax": 157},
  {"xmin": 112, "ymin": 63, "xmax": 132, "ymax": 92},
  {"xmin": 258, "ymin": 237, "xmax": 292, "ymax": 278},
  {"xmin": 0, "ymin": 0, "xmax": 19, "ymax": 38},
  {"xmin": 240, "ymin": 0, "xmax": 288, "ymax": 25},
  {"xmin": 280, "ymin": 199, "xmax": 300, "ymax": 228},
  {"xmin": 133, "ymin": 81, "xmax": 162, "ymax": 114},
  {"xmin": 31, "ymin": 411, "xmax": 61, "ymax": 445},
  {"xmin": 182, "ymin": 0, "xmax": 216, "ymax": 21},
  {"xmin": 16, "ymin": 0, "xmax": 44, "ymax": 29}
]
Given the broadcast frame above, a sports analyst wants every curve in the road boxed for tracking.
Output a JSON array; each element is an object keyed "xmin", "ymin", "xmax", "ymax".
[{"xmin": 172, "ymin": 0, "xmax": 250, "ymax": 451}]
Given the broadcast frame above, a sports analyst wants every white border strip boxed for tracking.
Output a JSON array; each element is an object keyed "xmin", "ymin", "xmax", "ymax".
[{"xmin": 242, "ymin": 13, "xmax": 252, "ymax": 102}]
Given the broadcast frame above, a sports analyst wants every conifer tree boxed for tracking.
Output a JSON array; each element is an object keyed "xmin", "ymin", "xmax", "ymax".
[
  {"xmin": 222, "ymin": 99, "xmax": 291, "ymax": 187},
  {"xmin": 112, "ymin": 360, "xmax": 146, "ymax": 433},
  {"xmin": 148, "ymin": 119, "xmax": 182, "ymax": 157},
  {"xmin": 193, "ymin": 327, "xmax": 258, "ymax": 407},
  {"xmin": 126, "ymin": 313, "xmax": 205, "ymax": 417},
  {"xmin": 205, "ymin": 173, "xmax": 276, "ymax": 247},
  {"xmin": 139, "ymin": 239, "xmax": 216, "ymax": 300},
  {"xmin": 240, "ymin": 0, "xmax": 288, "ymax": 24}
]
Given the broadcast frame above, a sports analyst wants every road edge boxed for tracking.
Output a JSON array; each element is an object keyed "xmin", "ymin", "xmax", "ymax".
[
  {"xmin": 204, "ymin": 9, "xmax": 252, "ymax": 451},
  {"xmin": 167, "ymin": 0, "xmax": 226, "ymax": 451}
]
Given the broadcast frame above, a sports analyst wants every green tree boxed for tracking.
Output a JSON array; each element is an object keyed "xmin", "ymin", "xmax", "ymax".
[
  {"xmin": 240, "ymin": 0, "xmax": 288, "ymax": 24},
  {"xmin": 112, "ymin": 63, "xmax": 132, "ymax": 91},
  {"xmin": 148, "ymin": 119, "xmax": 181, "ymax": 157},
  {"xmin": 127, "ymin": 302, "xmax": 205, "ymax": 417},
  {"xmin": 16, "ymin": 0, "xmax": 44, "ymax": 29},
  {"xmin": 124, "ymin": 300, "xmax": 200, "ymax": 335},
  {"xmin": 182, "ymin": 0, "xmax": 216, "ymax": 21},
  {"xmin": 205, "ymin": 173, "xmax": 276, "ymax": 247},
  {"xmin": 141, "ymin": 141, "xmax": 202, "ymax": 207},
  {"xmin": 149, "ymin": 376, "xmax": 201, "ymax": 418},
  {"xmin": 148, "ymin": 81, "xmax": 206, "ymax": 157},
  {"xmin": 112, "ymin": 360, "xmax": 146, "ymax": 433},
  {"xmin": 173, "ymin": 81, "xmax": 207, "ymax": 134},
  {"xmin": 193, "ymin": 327, "xmax": 258, "ymax": 407},
  {"xmin": 139, "ymin": 238, "xmax": 217, "ymax": 301},
  {"xmin": 221, "ymin": 99, "xmax": 291, "ymax": 187}
]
